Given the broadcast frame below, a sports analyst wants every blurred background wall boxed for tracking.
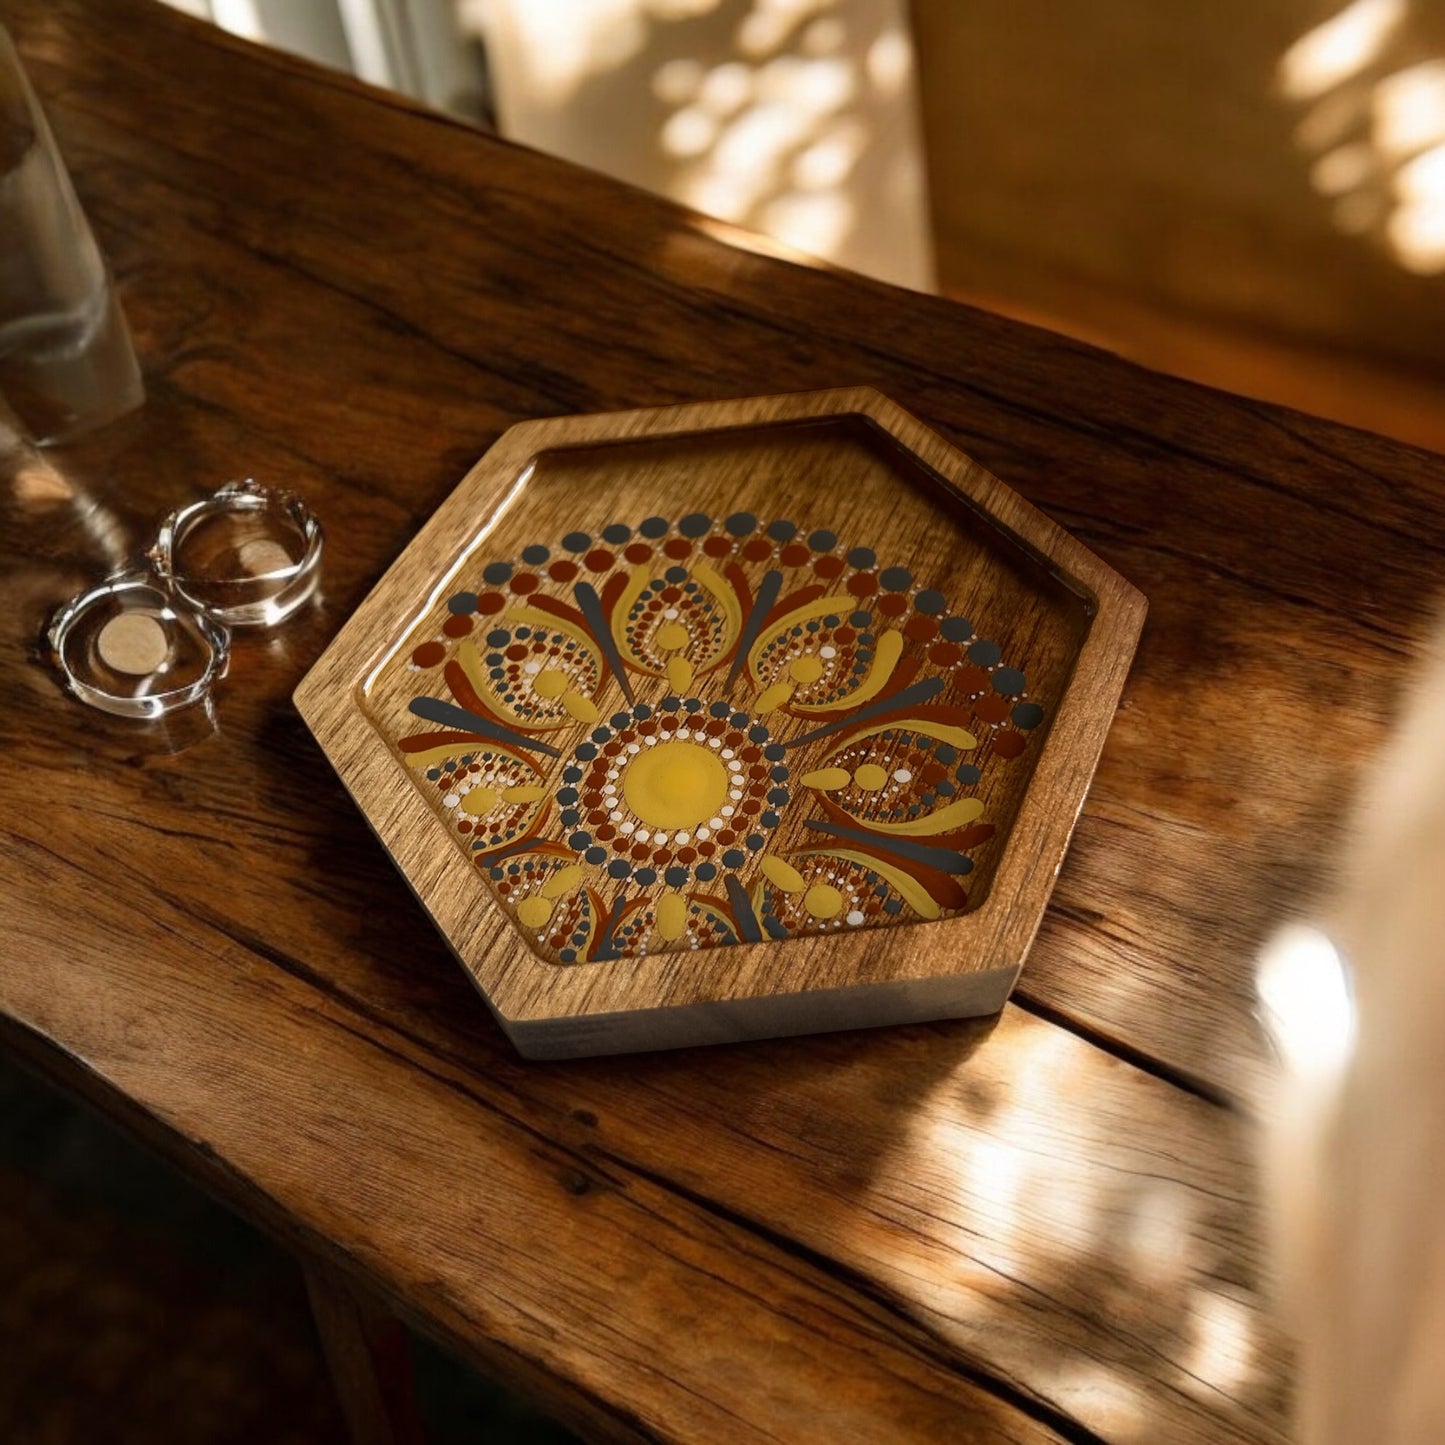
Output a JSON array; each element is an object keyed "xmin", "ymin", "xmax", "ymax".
[{"xmin": 154, "ymin": 0, "xmax": 1445, "ymax": 445}]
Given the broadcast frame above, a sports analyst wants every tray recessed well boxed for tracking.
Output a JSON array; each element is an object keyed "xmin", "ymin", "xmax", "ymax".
[{"xmin": 296, "ymin": 389, "xmax": 1144, "ymax": 1057}]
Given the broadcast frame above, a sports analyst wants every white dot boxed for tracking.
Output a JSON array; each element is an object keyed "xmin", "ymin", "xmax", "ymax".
[
  {"xmin": 893, "ymin": 768, "xmax": 912, "ymax": 783},
  {"xmin": 636, "ymin": 829, "xmax": 651, "ymax": 842},
  {"xmin": 728, "ymin": 759, "xmax": 742, "ymax": 771},
  {"xmin": 709, "ymin": 817, "xmax": 724, "ymax": 829},
  {"xmin": 730, "ymin": 788, "xmax": 744, "ymax": 800},
  {"xmin": 708, "ymin": 737, "xmax": 722, "ymax": 748},
  {"xmin": 663, "ymin": 607, "xmax": 680, "ymax": 620},
  {"xmin": 721, "ymin": 805, "xmax": 735, "ymax": 817},
  {"xmin": 620, "ymin": 821, "xmax": 635, "ymax": 835},
  {"xmin": 523, "ymin": 659, "xmax": 542, "ymax": 674},
  {"xmin": 627, "ymin": 742, "xmax": 640, "ymax": 753},
  {"xmin": 846, "ymin": 910, "xmax": 865, "ymax": 926},
  {"xmin": 696, "ymin": 827, "xmax": 710, "ymax": 840},
  {"xmin": 442, "ymin": 794, "xmax": 459, "ymax": 808},
  {"xmin": 676, "ymin": 831, "xmax": 691, "ymax": 844}
]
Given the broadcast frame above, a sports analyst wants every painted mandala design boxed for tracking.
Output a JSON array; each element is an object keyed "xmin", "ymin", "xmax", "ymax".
[{"xmin": 392, "ymin": 513, "xmax": 1046, "ymax": 964}]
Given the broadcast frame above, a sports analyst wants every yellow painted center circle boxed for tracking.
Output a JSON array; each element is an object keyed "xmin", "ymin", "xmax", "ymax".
[{"xmin": 622, "ymin": 740, "xmax": 729, "ymax": 831}]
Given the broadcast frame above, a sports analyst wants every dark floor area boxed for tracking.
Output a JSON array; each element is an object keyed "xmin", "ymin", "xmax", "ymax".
[{"xmin": 0, "ymin": 1052, "xmax": 578, "ymax": 1444}]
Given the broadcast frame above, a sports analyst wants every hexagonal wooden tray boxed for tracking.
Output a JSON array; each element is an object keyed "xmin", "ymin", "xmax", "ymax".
[{"xmin": 295, "ymin": 388, "xmax": 1145, "ymax": 1058}]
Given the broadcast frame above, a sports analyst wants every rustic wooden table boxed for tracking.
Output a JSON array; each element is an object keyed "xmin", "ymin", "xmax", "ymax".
[{"xmin": 5, "ymin": 1, "xmax": 1444, "ymax": 1440}]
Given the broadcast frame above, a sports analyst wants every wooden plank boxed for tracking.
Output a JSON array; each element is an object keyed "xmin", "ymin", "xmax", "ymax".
[{"xmin": 0, "ymin": 812, "xmax": 1285, "ymax": 1443}]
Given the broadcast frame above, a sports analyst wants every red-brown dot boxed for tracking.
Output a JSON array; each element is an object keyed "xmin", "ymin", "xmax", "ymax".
[
  {"xmin": 506, "ymin": 643, "xmax": 528, "ymax": 661},
  {"xmin": 412, "ymin": 641, "xmax": 446, "ymax": 668},
  {"xmin": 477, "ymin": 591, "xmax": 507, "ymax": 615},
  {"xmin": 585, "ymin": 549, "xmax": 614, "ymax": 572},
  {"xmin": 742, "ymin": 538, "xmax": 772, "ymax": 562},
  {"xmin": 877, "ymin": 593, "xmax": 908, "ymax": 617},
  {"xmin": 993, "ymin": 731, "xmax": 1027, "ymax": 758},
  {"xmin": 660, "ymin": 586, "xmax": 682, "ymax": 603},
  {"xmin": 930, "ymin": 641, "xmax": 962, "ymax": 666},
  {"xmin": 698, "ymin": 840, "xmax": 717, "ymax": 856},
  {"xmin": 652, "ymin": 848, "xmax": 671, "ymax": 864},
  {"xmin": 664, "ymin": 538, "xmax": 691, "ymax": 559},
  {"xmin": 835, "ymin": 626, "xmax": 856, "ymax": 644},
  {"xmin": 904, "ymin": 614, "xmax": 938, "ymax": 643},
  {"xmin": 974, "ymin": 694, "xmax": 1011, "ymax": 724},
  {"xmin": 549, "ymin": 560, "xmax": 579, "ymax": 583},
  {"xmin": 443, "ymin": 614, "xmax": 473, "ymax": 638},
  {"xmin": 624, "ymin": 542, "xmax": 652, "ymax": 564},
  {"xmin": 741, "ymin": 744, "xmax": 761, "ymax": 761},
  {"xmin": 457, "ymin": 820, "xmax": 473, "ymax": 833},
  {"xmin": 703, "ymin": 535, "xmax": 732, "ymax": 557},
  {"xmin": 510, "ymin": 573, "xmax": 539, "ymax": 594},
  {"xmin": 717, "ymin": 830, "xmax": 736, "ymax": 846},
  {"xmin": 780, "ymin": 543, "xmax": 810, "ymax": 567},
  {"xmin": 921, "ymin": 762, "xmax": 948, "ymax": 784},
  {"xmin": 595, "ymin": 823, "xmax": 615, "ymax": 840},
  {"xmin": 846, "ymin": 572, "xmax": 877, "ymax": 596},
  {"xmin": 632, "ymin": 842, "xmax": 652, "ymax": 861},
  {"xmin": 550, "ymin": 933, "xmax": 568, "ymax": 949},
  {"xmin": 957, "ymin": 665, "xmax": 990, "ymax": 693},
  {"xmin": 676, "ymin": 846, "xmax": 697, "ymax": 864},
  {"xmin": 814, "ymin": 555, "xmax": 845, "ymax": 579}
]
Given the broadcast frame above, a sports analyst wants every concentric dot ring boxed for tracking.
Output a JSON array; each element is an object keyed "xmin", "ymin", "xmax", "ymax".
[{"xmin": 554, "ymin": 697, "xmax": 790, "ymax": 888}]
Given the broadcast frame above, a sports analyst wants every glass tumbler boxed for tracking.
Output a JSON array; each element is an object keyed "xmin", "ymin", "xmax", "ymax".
[{"xmin": 0, "ymin": 22, "xmax": 143, "ymax": 444}]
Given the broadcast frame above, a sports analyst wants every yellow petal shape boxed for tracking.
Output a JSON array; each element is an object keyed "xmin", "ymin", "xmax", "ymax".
[
  {"xmin": 864, "ymin": 797, "xmax": 986, "ymax": 836},
  {"xmin": 755, "ymin": 680, "xmax": 795, "ymax": 713},
  {"xmin": 562, "ymin": 692, "xmax": 599, "ymax": 723},
  {"xmin": 666, "ymin": 655, "xmax": 695, "ymax": 692},
  {"xmin": 789, "ymin": 654, "xmax": 824, "ymax": 683},
  {"xmin": 853, "ymin": 764, "xmax": 888, "ymax": 791},
  {"xmin": 846, "ymin": 717, "xmax": 978, "ymax": 752},
  {"xmin": 760, "ymin": 857, "xmax": 806, "ymax": 893},
  {"xmin": 804, "ymin": 883, "xmax": 844, "ymax": 919},
  {"xmin": 655, "ymin": 621, "xmax": 689, "ymax": 651},
  {"xmin": 541, "ymin": 865, "xmax": 584, "ymax": 899},
  {"xmin": 800, "ymin": 767, "xmax": 851, "ymax": 791},
  {"xmin": 655, "ymin": 892, "xmax": 689, "ymax": 941},
  {"xmin": 501, "ymin": 785, "xmax": 549, "ymax": 804},
  {"xmin": 460, "ymin": 786, "xmax": 502, "ymax": 815},
  {"xmin": 532, "ymin": 668, "xmax": 568, "ymax": 699},
  {"xmin": 517, "ymin": 896, "xmax": 553, "ymax": 929}
]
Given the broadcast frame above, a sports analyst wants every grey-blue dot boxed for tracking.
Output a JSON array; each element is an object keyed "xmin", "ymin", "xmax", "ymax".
[
  {"xmin": 847, "ymin": 547, "xmax": 875, "ymax": 569},
  {"xmin": 640, "ymin": 516, "xmax": 669, "ymax": 538},
  {"xmin": 602, "ymin": 522, "xmax": 631, "ymax": 544},
  {"xmin": 993, "ymin": 667, "xmax": 1026, "ymax": 695},
  {"xmin": 521, "ymin": 544, "xmax": 549, "ymax": 565},
  {"xmin": 879, "ymin": 566, "xmax": 912, "ymax": 591},
  {"xmin": 725, "ymin": 512, "xmax": 756, "ymax": 536},
  {"xmin": 766, "ymin": 519, "xmax": 797, "ymax": 542},
  {"xmin": 1013, "ymin": 702, "xmax": 1045, "ymax": 730},
  {"xmin": 679, "ymin": 512, "xmax": 711, "ymax": 537},
  {"xmin": 968, "ymin": 639, "xmax": 1003, "ymax": 667},
  {"xmin": 562, "ymin": 531, "xmax": 591, "ymax": 553},
  {"xmin": 808, "ymin": 529, "xmax": 836, "ymax": 552},
  {"xmin": 940, "ymin": 616, "xmax": 973, "ymax": 642},
  {"xmin": 448, "ymin": 591, "xmax": 478, "ymax": 614},
  {"xmin": 914, "ymin": 589, "xmax": 946, "ymax": 614}
]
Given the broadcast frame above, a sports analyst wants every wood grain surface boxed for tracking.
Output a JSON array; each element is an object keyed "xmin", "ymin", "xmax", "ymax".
[
  {"xmin": 297, "ymin": 389, "xmax": 1144, "ymax": 1054},
  {"xmin": 4, "ymin": 0, "xmax": 1444, "ymax": 1439}
]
